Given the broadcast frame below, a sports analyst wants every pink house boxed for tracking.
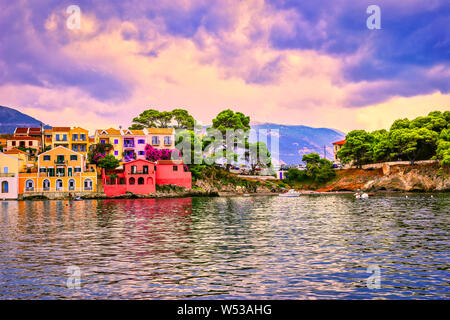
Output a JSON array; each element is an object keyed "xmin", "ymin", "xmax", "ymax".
[
  {"xmin": 156, "ymin": 160, "xmax": 192, "ymax": 189},
  {"xmin": 102, "ymin": 159, "xmax": 191, "ymax": 197}
]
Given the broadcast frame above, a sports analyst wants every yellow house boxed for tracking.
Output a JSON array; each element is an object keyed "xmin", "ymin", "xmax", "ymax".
[
  {"xmin": 146, "ymin": 128, "xmax": 175, "ymax": 149},
  {"xmin": 70, "ymin": 127, "xmax": 89, "ymax": 157},
  {"xmin": 43, "ymin": 127, "xmax": 91, "ymax": 157},
  {"xmin": 18, "ymin": 146, "xmax": 97, "ymax": 194},
  {"xmin": 94, "ymin": 128, "xmax": 123, "ymax": 160},
  {"xmin": 2, "ymin": 148, "xmax": 32, "ymax": 172},
  {"xmin": 0, "ymin": 152, "xmax": 22, "ymax": 199}
]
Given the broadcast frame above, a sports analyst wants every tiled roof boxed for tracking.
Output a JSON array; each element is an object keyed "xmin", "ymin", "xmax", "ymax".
[
  {"xmin": 130, "ymin": 130, "xmax": 145, "ymax": 135},
  {"xmin": 157, "ymin": 160, "xmax": 184, "ymax": 165},
  {"xmin": 7, "ymin": 136, "xmax": 40, "ymax": 141},
  {"xmin": 14, "ymin": 127, "xmax": 29, "ymax": 134},
  {"xmin": 332, "ymin": 139, "xmax": 346, "ymax": 145},
  {"xmin": 52, "ymin": 127, "xmax": 71, "ymax": 132},
  {"xmin": 147, "ymin": 128, "xmax": 175, "ymax": 134},
  {"xmin": 98, "ymin": 128, "xmax": 121, "ymax": 135},
  {"xmin": 3, "ymin": 148, "xmax": 30, "ymax": 155}
]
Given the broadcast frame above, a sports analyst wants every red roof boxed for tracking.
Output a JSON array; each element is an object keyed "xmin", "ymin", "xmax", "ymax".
[
  {"xmin": 332, "ymin": 139, "xmax": 346, "ymax": 145},
  {"xmin": 157, "ymin": 160, "xmax": 184, "ymax": 165},
  {"xmin": 7, "ymin": 136, "xmax": 40, "ymax": 141}
]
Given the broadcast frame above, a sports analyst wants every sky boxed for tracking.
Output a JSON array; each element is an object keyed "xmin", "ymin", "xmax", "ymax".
[{"xmin": 0, "ymin": 0, "xmax": 449, "ymax": 134}]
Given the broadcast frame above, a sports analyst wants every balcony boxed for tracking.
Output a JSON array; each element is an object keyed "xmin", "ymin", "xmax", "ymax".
[
  {"xmin": 54, "ymin": 160, "xmax": 67, "ymax": 166},
  {"xmin": 123, "ymin": 143, "xmax": 135, "ymax": 148},
  {"xmin": 0, "ymin": 173, "xmax": 16, "ymax": 177},
  {"xmin": 129, "ymin": 170, "xmax": 154, "ymax": 175}
]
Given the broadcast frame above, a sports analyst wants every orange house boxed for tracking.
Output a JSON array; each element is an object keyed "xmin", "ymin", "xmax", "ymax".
[{"xmin": 18, "ymin": 146, "xmax": 97, "ymax": 194}]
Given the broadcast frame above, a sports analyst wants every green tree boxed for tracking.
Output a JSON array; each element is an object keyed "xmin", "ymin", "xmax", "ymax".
[
  {"xmin": 437, "ymin": 128, "xmax": 450, "ymax": 166},
  {"xmin": 246, "ymin": 141, "xmax": 271, "ymax": 174},
  {"xmin": 301, "ymin": 153, "xmax": 336, "ymax": 183},
  {"xmin": 172, "ymin": 109, "xmax": 195, "ymax": 129},
  {"xmin": 97, "ymin": 154, "xmax": 120, "ymax": 170},
  {"xmin": 130, "ymin": 109, "xmax": 161, "ymax": 129},
  {"xmin": 206, "ymin": 109, "xmax": 251, "ymax": 170},
  {"xmin": 389, "ymin": 128, "xmax": 438, "ymax": 165},
  {"xmin": 337, "ymin": 130, "xmax": 374, "ymax": 168}
]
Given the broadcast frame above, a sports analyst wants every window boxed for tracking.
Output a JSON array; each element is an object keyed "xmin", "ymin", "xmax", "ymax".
[
  {"xmin": 101, "ymin": 140, "xmax": 106, "ymax": 144},
  {"xmin": 80, "ymin": 145, "xmax": 86, "ymax": 152},
  {"xmin": 114, "ymin": 139, "xmax": 119, "ymax": 144},
  {"xmin": 47, "ymin": 168, "xmax": 55, "ymax": 177},
  {"xmin": 29, "ymin": 141, "xmax": 33, "ymax": 146},
  {"xmin": 56, "ymin": 155, "xmax": 65, "ymax": 163},
  {"xmin": 72, "ymin": 134, "xmax": 78, "ymax": 141},
  {"xmin": 131, "ymin": 166, "xmax": 137, "ymax": 174},
  {"xmin": 152, "ymin": 136, "xmax": 159, "ymax": 145},
  {"xmin": 39, "ymin": 168, "xmax": 47, "ymax": 173},
  {"xmin": 80, "ymin": 134, "xmax": 86, "ymax": 141},
  {"xmin": 43, "ymin": 155, "xmax": 51, "ymax": 161},
  {"xmin": 12, "ymin": 141, "xmax": 16, "ymax": 146},
  {"xmin": 63, "ymin": 134, "xmax": 67, "ymax": 141},
  {"xmin": 43, "ymin": 179, "xmax": 50, "ymax": 191},
  {"xmin": 173, "ymin": 165, "xmax": 178, "ymax": 171},
  {"xmin": 68, "ymin": 179, "xmax": 75, "ymax": 191},
  {"xmin": 138, "ymin": 139, "xmax": 145, "ymax": 144},
  {"xmin": 84, "ymin": 179, "xmax": 93, "ymax": 191},
  {"xmin": 56, "ymin": 179, "xmax": 63, "ymax": 191},
  {"xmin": 56, "ymin": 134, "xmax": 60, "ymax": 141},
  {"xmin": 129, "ymin": 177, "xmax": 135, "ymax": 185},
  {"xmin": 164, "ymin": 136, "xmax": 171, "ymax": 145},
  {"xmin": 3, "ymin": 167, "xmax": 8, "ymax": 174},
  {"xmin": 25, "ymin": 179, "xmax": 34, "ymax": 191},
  {"xmin": 138, "ymin": 151, "xmax": 144, "ymax": 156},
  {"xmin": 70, "ymin": 155, "xmax": 77, "ymax": 161},
  {"xmin": 74, "ymin": 167, "xmax": 82, "ymax": 173},
  {"xmin": 143, "ymin": 166, "xmax": 148, "ymax": 174},
  {"xmin": 20, "ymin": 141, "xmax": 25, "ymax": 147},
  {"xmin": 1, "ymin": 181, "xmax": 8, "ymax": 193},
  {"xmin": 72, "ymin": 145, "xmax": 79, "ymax": 151},
  {"xmin": 114, "ymin": 151, "xmax": 119, "ymax": 156},
  {"xmin": 138, "ymin": 177, "xmax": 144, "ymax": 185}
]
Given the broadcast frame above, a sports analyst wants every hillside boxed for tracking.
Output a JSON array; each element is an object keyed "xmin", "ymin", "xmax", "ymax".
[
  {"xmin": 0, "ymin": 105, "xmax": 48, "ymax": 133},
  {"xmin": 250, "ymin": 123, "xmax": 345, "ymax": 164}
]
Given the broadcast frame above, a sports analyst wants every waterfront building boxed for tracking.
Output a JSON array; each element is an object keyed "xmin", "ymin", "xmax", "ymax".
[
  {"xmin": 0, "ymin": 152, "xmax": 23, "ymax": 200},
  {"xmin": 102, "ymin": 159, "xmax": 191, "ymax": 197},
  {"xmin": 332, "ymin": 139, "xmax": 346, "ymax": 163},
  {"xmin": 146, "ymin": 128, "xmax": 175, "ymax": 149},
  {"xmin": 18, "ymin": 146, "xmax": 97, "ymax": 194}
]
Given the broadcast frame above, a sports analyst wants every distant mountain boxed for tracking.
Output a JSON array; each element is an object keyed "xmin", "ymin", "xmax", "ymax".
[
  {"xmin": 0, "ymin": 105, "xmax": 49, "ymax": 133},
  {"xmin": 250, "ymin": 123, "xmax": 346, "ymax": 164}
]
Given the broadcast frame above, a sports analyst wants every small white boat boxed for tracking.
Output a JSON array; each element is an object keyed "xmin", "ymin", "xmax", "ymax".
[
  {"xmin": 355, "ymin": 192, "xmax": 369, "ymax": 199},
  {"xmin": 74, "ymin": 196, "xmax": 83, "ymax": 201},
  {"xmin": 279, "ymin": 189, "xmax": 301, "ymax": 197}
]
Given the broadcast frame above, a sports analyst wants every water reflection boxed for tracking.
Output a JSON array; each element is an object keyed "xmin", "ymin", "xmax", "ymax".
[{"xmin": 0, "ymin": 194, "xmax": 449, "ymax": 299}]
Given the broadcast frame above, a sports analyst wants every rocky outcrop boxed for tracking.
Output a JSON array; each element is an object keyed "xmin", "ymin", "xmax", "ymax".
[{"xmin": 363, "ymin": 162, "xmax": 450, "ymax": 192}]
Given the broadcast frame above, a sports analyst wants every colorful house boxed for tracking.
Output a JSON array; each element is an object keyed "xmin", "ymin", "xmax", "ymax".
[
  {"xmin": 2, "ymin": 148, "xmax": 32, "ymax": 172},
  {"xmin": 155, "ymin": 160, "xmax": 191, "ymax": 189},
  {"xmin": 332, "ymin": 139, "xmax": 346, "ymax": 162},
  {"xmin": 94, "ymin": 128, "xmax": 123, "ymax": 160},
  {"xmin": 18, "ymin": 146, "xmax": 97, "ymax": 194},
  {"xmin": 102, "ymin": 159, "xmax": 156, "ymax": 197},
  {"xmin": 5, "ymin": 136, "xmax": 40, "ymax": 153},
  {"xmin": 94, "ymin": 128, "xmax": 176, "ymax": 162},
  {"xmin": 0, "ymin": 152, "xmax": 23, "ymax": 200},
  {"xmin": 43, "ymin": 127, "xmax": 90, "ymax": 157},
  {"xmin": 121, "ymin": 129, "xmax": 148, "ymax": 162},
  {"xmin": 102, "ymin": 159, "xmax": 191, "ymax": 197},
  {"xmin": 70, "ymin": 127, "xmax": 89, "ymax": 157}
]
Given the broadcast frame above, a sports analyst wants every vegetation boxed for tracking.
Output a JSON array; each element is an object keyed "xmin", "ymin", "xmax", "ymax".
[
  {"xmin": 338, "ymin": 111, "xmax": 450, "ymax": 166},
  {"xmin": 245, "ymin": 141, "xmax": 272, "ymax": 174},
  {"xmin": 129, "ymin": 108, "xmax": 195, "ymax": 130},
  {"xmin": 285, "ymin": 153, "xmax": 336, "ymax": 185},
  {"xmin": 204, "ymin": 109, "xmax": 251, "ymax": 170},
  {"xmin": 88, "ymin": 143, "xmax": 113, "ymax": 164},
  {"xmin": 97, "ymin": 154, "xmax": 120, "ymax": 170}
]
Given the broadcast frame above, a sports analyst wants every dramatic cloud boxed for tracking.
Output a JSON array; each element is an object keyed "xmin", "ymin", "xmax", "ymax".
[{"xmin": 0, "ymin": 0, "xmax": 448, "ymax": 133}]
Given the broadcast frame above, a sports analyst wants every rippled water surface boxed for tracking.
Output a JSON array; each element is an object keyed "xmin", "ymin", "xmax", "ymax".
[{"xmin": 0, "ymin": 194, "xmax": 449, "ymax": 299}]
